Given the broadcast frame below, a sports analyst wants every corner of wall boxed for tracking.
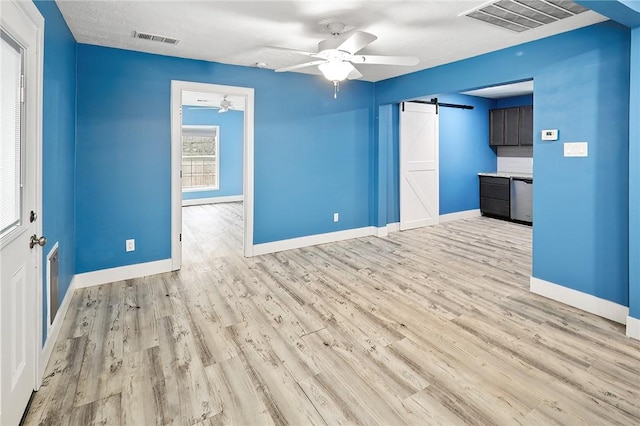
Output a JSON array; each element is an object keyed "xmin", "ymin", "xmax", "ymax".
[
  {"xmin": 626, "ymin": 316, "xmax": 640, "ymax": 340},
  {"xmin": 39, "ymin": 274, "xmax": 77, "ymax": 381},
  {"xmin": 530, "ymin": 276, "xmax": 629, "ymax": 325}
]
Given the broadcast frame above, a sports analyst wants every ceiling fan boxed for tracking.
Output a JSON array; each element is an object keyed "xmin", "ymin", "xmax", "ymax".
[
  {"xmin": 185, "ymin": 95, "xmax": 233, "ymax": 113},
  {"xmin": 275, "ymin": 22, "xmax": 419, "ymax": 98},
  {"xmin": 217, "ymin": 95, "xmax": 232, "ymax": 113}
]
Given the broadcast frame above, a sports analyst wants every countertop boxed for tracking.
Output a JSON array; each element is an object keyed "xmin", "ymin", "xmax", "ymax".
[{"xmin": 478, "ymin": 172, "xmax": 533, "ymax": 179}]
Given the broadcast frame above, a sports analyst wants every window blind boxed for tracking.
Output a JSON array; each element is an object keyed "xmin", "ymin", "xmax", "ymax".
[{"xmin": 1, "ymin": 33, "xmax": 23, "ymax": 236}]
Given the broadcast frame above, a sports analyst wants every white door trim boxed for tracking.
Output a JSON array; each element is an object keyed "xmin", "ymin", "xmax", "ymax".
[{"xmin": 170, "ymin": 81, "xmax": 255, "ymax": 267}]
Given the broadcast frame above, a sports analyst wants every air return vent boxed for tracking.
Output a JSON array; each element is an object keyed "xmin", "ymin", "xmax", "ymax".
[
  {"xmin": 133, "ymin": 31, "xmax": 179, "ymax": 45},
  {"xmin": 47, "ymin": 244, "xmax": 59, "ymax": 328},
  {"xmin": 465, "ymin": 0, "xmax": 590, "ymax": 32}
]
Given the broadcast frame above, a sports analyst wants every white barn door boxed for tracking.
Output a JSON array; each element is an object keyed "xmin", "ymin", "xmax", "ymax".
[{"xmin": 399, "ymin": 102, "xmax": 439, "ymax": 231}]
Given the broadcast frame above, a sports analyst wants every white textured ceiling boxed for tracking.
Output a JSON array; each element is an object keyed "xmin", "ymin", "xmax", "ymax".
[{"xmin": 55, "ymin": 0, "xmax": 607, "ymax": 83}]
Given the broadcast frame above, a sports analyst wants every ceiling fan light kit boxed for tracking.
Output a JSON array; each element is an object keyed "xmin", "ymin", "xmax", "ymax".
[
  {"xmin": 318, "ymin": 61, "xmax": 355, "ymax": 98},
  {"xmin": 274, "ymin": 22, "xmax": 419, "ymax": 99}
]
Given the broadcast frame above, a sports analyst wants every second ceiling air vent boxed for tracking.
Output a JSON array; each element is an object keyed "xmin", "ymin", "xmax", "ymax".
[
  {"xmin": 465, "ymin": 0, "xmax": 590, "ymax": 32},
  {"xmin": 133, "ymin": 31, "xmax": 179, "ymax": 45}
]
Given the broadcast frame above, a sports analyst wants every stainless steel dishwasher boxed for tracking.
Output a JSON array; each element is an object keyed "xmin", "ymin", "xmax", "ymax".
[{"xmin": 510, "ymin": 177, "xmax": 533, "ymax": 223}]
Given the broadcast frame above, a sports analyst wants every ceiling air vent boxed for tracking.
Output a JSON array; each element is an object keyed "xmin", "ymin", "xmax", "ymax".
[
  {"xmin": 133, "ymin": 31, "xmax": 179, "ymax": 45},
  {"xmin": 465, "ymin": 0, "xmax": 590, "ymax": 32}
]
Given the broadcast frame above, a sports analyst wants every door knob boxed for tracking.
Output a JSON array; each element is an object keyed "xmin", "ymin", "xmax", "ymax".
[{"xmin": 29, "ymin": 234, "xmax": 47, "ymax": 249}]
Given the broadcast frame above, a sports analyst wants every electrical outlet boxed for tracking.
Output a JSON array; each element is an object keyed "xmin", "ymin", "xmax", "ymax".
[
  {"xmin": 333, "ymin": 212, "xmax": 339, "ymax": 222},
  {"xmin": 126, "ymin": 239, "xmax": 135, "ymax": 252}
]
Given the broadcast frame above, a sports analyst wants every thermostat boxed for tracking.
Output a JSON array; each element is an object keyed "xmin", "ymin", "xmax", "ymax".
[{"xmin": 541, "ymin": 129, "xmax": 558, "ymax": 141}]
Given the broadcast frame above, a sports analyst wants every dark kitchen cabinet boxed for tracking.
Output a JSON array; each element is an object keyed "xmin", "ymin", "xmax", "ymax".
[
  {"xmin": 489, "ymin": 109, "xmax": 505, "ymax": 146},
  {"xmin": 504, "ymin": 108, "xmax": 520, "ymax": 146},
  {"xmin": 489, "ymin": 106, "xmax": 533, "ymax": 147},
  {"xmin": 519, "ymin": 105, "xmax": 533, "ymax": 146},
  {"xmin": 479, "ymin": 175, "xmax": 510, "ymax": 218}
]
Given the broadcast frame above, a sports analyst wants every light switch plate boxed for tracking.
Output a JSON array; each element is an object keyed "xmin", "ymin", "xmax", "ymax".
[
  {"xmin": 564, "ymin": 142, "xmax": 588, "ymax": 157},
  {"xmin": 541, "ymin": 129, "xmax": 558, "ymax": 141}
]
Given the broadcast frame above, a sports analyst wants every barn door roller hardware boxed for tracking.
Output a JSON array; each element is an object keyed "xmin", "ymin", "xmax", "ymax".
[{"xmin": 406, "ymin": 98, "xmax": 474, "ymax": 114}]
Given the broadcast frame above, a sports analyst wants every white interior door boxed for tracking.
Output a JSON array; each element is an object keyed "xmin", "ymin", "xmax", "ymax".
[
  {"xmin": 1, "ymin": 1, "xmax": 43, "ymax": 424},
  {"xmin": 399, "ymin": 102, "xmax": 439, "ymax": 231}
]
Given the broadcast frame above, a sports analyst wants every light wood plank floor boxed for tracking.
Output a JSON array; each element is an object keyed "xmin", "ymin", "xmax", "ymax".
[{"xmin": 24, "ymin": 202, "xmax": 640, "ymax": 425}]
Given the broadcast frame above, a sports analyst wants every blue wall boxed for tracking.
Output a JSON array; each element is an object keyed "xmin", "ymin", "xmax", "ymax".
[
  {"xmin": 376, "ymin": 22, "xmax": 631, "ymax": 307},
  {"xmin": 376, "ymin": 94, "xmax": 497, "ymax": 224},
  {"xmin": 629, "ymin": 26, "xmax": 640, "ymax": 318},
  {"xmin": 375, "ymin": 103, "xmax": 399, "ymax": 226},
  {"xmin": 34, "ymin": 0, "xmax": 76, "ymax": 344},
  {"xmin": 32, "ymin": 0, "xmax": 639, "ymax": 336},
  {"xmin": 75, "ymin": 44, "xmax": 375, "ymax": 272},
  {"xmin": 496, "ymin": 94, "xmax": 533, "ymax": 108},
  {"xmin": 181, "ymin": 108, "xmax": 243, "ymax": 200},
  {"xmin": 438, "ymin": 94, "xmax": 497, "ymax": 215}
]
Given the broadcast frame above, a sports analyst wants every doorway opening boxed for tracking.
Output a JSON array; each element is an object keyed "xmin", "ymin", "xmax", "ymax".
[{"xmin": 170, "ymin": 81, "xmax": 255, "ymax": 270}]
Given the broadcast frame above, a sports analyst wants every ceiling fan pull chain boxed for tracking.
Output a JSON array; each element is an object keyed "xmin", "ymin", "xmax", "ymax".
[{"xmin": 333, "ymin": 81, "xmax": 339, "ymax": 99}]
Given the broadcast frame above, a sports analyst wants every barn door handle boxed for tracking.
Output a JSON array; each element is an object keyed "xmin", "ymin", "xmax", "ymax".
[{"xmin": 30, "ymin": 234, "xmax": 47, "ymax": 249}]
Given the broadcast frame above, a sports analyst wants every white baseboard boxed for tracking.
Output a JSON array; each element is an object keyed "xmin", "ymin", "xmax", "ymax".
[
  {"xmin": 439, "ymin": 209, "xmax": 481, "ymax": 223},
  {"xmin": 39, "ymin": 275, "xmax": 77, "ymax": 381},
  {"xmin": 378, "ymin": 210, "xmax": 478, "ymax": 238},
  {"xmin": 388, "ymin": 222, "xmax": 400, "ymax": 233},
  {"xmin": 253, "ymin": 226, "xmax": 375, "ymax": 256},
  {"xmin": 74, "ymin": 259, "xmax": 173, "ymax": 289},
  {"xmin": 626, "ymin": 316, "xmax": 640, "ymax": 341},
  {"xmin": 375, "ymin": 226, "xmax": 388, "ymax": 237},
  {"xmin": 530, "ymin": 276, "xmax": 629, "ymax": 325},
  {"xmin": 182, "ymin": 195, "xmax": 243, "ymax": 206},
  {"xmin": 375, "ymin": 222, "xmax": 400, "ymax": 237}
]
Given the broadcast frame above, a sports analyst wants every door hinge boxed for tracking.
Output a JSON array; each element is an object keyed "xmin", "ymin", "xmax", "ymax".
[
  {"xmin": 20, "ymin": 74, "xmax": 25, "ymax": 103},
  {"xmin": 180, "ymin": 170, "xmax": 182, "ymax": 178},
  {"xmin": 179, "ymin": 233, "xmax": 182, "ymax": 242}
]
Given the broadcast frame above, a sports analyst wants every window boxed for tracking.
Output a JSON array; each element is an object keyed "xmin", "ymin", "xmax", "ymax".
[
  {"xmin": 181, "ymin": 125, "xmax": 219, "ymax": 190},
  {"xmin": 1, "ymin": 31, "xmax": 24, "ymax": 238}
]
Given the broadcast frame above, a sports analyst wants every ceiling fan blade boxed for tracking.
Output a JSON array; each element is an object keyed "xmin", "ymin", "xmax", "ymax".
[
  {"xmin": 351, "ymin": 55, "xmax": 419, "ymax": 66},
  {"xmin": 275, "ymin": 59, "xmax": 327, "ymax": 72},
  {"xmin": 270, "ymin": 46, "xmax": 318, "ymax": 57},
  {"xmin": 347, "ymin": 65, "xmax": 363, "ymax": 80},
  {"xmin": 337, "ymin": 31, "xmax": 377, "ymax": 54}
]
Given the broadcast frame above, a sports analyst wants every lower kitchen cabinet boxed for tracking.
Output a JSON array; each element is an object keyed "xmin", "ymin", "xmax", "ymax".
[{"xmin": 479, "ymin": 176, "xmax": 510, "ymax": 218}]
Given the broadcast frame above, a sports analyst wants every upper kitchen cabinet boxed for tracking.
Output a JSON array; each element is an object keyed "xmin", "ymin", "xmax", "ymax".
[
  {"xmin": 518, "ymin": 105, "xmax": 533, "ymax": 146},
  {"xmin": 489, "ymin": 109, "xmax": 505, "ymax": 146},
  {"xmin": 504, "ymin": 108, "xmax": 520, "ymax": 146},
  {"xmin": 489, "ymin": 106, "xmax": 533, "ymax": 147}
]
